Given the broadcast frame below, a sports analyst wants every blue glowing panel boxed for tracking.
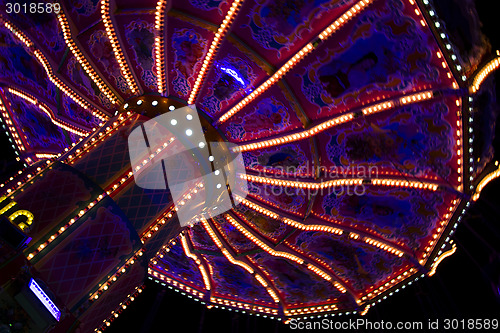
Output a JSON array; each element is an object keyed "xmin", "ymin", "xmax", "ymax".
[{"xmin": 29, "ymin": 278, "xmax": 61, "ymax": 321}]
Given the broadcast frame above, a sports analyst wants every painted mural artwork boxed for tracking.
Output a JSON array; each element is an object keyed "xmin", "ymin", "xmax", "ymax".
[
  {"xmin": 225, "ymin": 97, "xmax": 291, "ymax": 141},
  {"xmin": 7, "ymin": 95, "xmax": 69, "ymax": 151},
  {"xmin": 0, "ymin": 28, "xmax": 57, "ymax": 105},
  {"xmin": 68, "ymin": 57, "xmax": 112, "ymax": 108},
  {"xmin": 7, "ymin": 10, "xmax": 66, "ymax": 60},
  {"xmin": 70, "ymin": 0, "xmax": 101, "ymax": 16},
  {"xmin": 300, "ymin": 32, "xmax": 407, "ymax": 109},
  {"xmin": 325, "ymin": 100, "xmax": 454, "ymax": 180},
  {"xmin": 243, "ymin": 144, "xmax": 309, "ymax": 175},
  {"xmin": 321, "ymin": 186, "xmax": 446, "ymax": 249},
  {"xmin": 61, "ymin": 95, "xmax": 99, "ymax": 129},
  {"xmin": 298, "ymin": 1, "xmax": 439, "ymax": 115},
  {"xmin": 245, "ymin": 0, "xmax": 351, "ymax": 57},
  {"xmin": 295, "ymin": 231, "xmax": 405, "ymax": 291},
  {"xmin": 252, "ymin": 253, "xmax": 343, "ymax": 304},
  {"xmin": 125, "ymin": 20, "xmax": 157, "ymax": 90},
  {"xmin": 89, "ymin": 30, "xmax": 131, "ymax": 94},
  {"xmin": 171, "ymin": 28, "xmax": 208, "ymax": 97},
  {"xmin": 189, "ymin": 0, "xmax": 226, "ymax": 12}
]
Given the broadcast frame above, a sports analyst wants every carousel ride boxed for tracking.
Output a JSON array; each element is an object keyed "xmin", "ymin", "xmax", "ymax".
[{"xmin": 0, "ymin": 0, "xmax": 499, "ymax": 332}]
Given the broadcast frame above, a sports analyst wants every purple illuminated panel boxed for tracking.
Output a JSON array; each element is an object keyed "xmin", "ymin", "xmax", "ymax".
[{"xmin": 28, "ymin": 278, "xmax": 61, "ymax": 321}]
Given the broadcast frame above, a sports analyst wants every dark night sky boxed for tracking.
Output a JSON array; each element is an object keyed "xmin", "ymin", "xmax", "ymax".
[{"xmin": 0, "ymin": 1, "xmax": 499, "ymax": 332}]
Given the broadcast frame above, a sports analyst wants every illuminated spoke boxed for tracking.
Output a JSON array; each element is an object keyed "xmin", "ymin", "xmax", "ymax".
[
  {"xmin": 7, "ymin": 87, "xmax": 90, "ymax": 136},
  {"xmin": 101, "ymin": 0, "xmax": 140, "ymax": 94},
  {"xmin": 224, "ymin": 213, "xmax": 350, "ymax": 295},
  {"xmin": 155, "ymin": 0, "xmax": 168, "ymax": 95},
  {"xmin": 201, "ymin": 218, "xmax": 281, "ymax": 303},
  {"xmin": 58, "ymin": 10, "xmax": 119, "ymax": 104},
  {"xmin": 218, "ymin": 0, "xmax": 374, "ymax": 123},
  {"xmin": 240, "ymin": 173, "xmax": 440, "ymax": 191},
  {"xmin": 188, "ymin": 0, "xmax": 244, "ymax": 104},
  {"xmin": 234, "ymin": 90, "xmax": 434, "ymax": 152},
  {"xmin": 181, "ymin": 233, "xmax": 212, "ymax": 291}
]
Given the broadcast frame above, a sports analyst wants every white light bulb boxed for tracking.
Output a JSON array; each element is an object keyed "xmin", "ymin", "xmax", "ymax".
[
  {"xmin": 186, "ymin": 129, "xmax": 193, "ymax": 136},
  {"xmin": 171, "ymin": 119, "xmax": 177, "ymax": 126}
]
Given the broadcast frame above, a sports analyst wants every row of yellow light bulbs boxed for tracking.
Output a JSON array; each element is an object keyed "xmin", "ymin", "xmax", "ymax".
[
  {"xmin": 33, "ymin": 49, "xmax": 107, "ymax": 121},
  {"xmin": 0, "ymin": 102, "xmax": 25, "ymax": 152},
  {"xmin": 180, "ymin": 232, "xmax": 212, "ymax": 290},
  {"xmin": 64, "ymin": 112, "xmax": 134, "ymax": 165},
  {"xmin": 8, "ymin": 87, "xmax": 90, "ymax": 136},
  {"xmin": 200, "ymin": 218, "xmax": 283, "ymax": 302},
  {"xmin": 57, "ymin": 13, "xmax": 118, "ymax": 104},
  {"xmin": 226, "ymin": 213, "xmax": 351, "ymax": 294},
  {"xmin": 473, "ymin": 164, "xmax": 500, "ymax": 201},
  {"xmin": 420, "ymin": 201, "xmax": 457, "ymax": 262},
  {"xmin": 210, "ymin": 297, "xmax": 279, "ymax": 315},
  {"xmin": 6, "ymin": 18, "xmax": 109, "ymax": 120},
  {"xmin": 364, "ymin": 237, "xmax": 404, "ymax": 257},
  {"xmin": 27, "ymin": 192, "xmax": 108, "ymax": 260},
  {"xmin": 285, "ymin": 303, "xmax": 338, "ymax": 316},
  {"xmin": 95, "ymin": 285, "xmax": 144, "ymax": 333},
  {"xmin": 101, "ymin": 0, "xmax": 138, "ymax": 94},
  {"xmin": 188, "ymin": 0, "xmax": 243, "ymax": 104},
  {"xmin": 360, "ymin": 268, "xmax": 415, "ymax": 302},
  {"xmin": 471, "ymin": 56, "xmax": 500, "ymax": 93},
  {"xmin": 237, "ymin": 194, "xmax": 407, "ymax": 260},
  {"xmin": 154, "ymin": 0, "xmax": 168, "ymax": 94},
  {"xmin": 90, "ymin": 249, "xmax": 144, "ymax": 302},
  {"xmin": 241, "ymin": 173, "xmax": 439, "ymax": 192}
]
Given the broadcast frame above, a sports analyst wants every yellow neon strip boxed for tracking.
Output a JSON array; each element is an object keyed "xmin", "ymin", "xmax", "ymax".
[
  {"xmin": 471, "ymin": 55, "xmax": 500, "ymax": 93},
  {"xmin": 101, "ymin": 0, "xmax": 139, "ymax": 94},
  {"xmin": 154, "ymin": 0, "xmax": 168, "ymax": 95},
  {"xmin": 188, "ymin": 0, "xmax": 245, "ymax": 104},
  {"xmin": 57, "ymin": 11, "xmax": 118, "ymax": 104},
  {"xmin": 472, "ymin": 165, "xmax": 500, "ymax": 201},
  {"xmin": 428, "ymin": 244, "xmax": 456, "ymax": 276},
  {"xmin": 8, "ymin": 87, "xmax": 90, "ymax": 136}
]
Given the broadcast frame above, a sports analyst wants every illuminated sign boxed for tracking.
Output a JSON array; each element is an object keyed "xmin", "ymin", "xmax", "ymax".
[
  {"xmin": 0, "ymin": 196, "xmax": 34, "ymax": 230},
  {"xmin": 29, "ymin": 278, "xmax": 61, "ymax": 321}
]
